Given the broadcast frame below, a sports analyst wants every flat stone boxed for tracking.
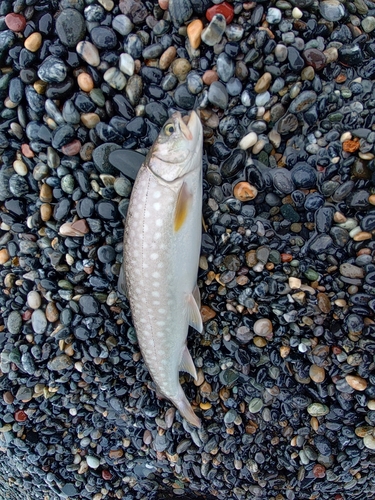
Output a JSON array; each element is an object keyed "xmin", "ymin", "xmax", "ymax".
[
  {"xmin": 47, "ymin": 354, "xmax": 73, "ymax": 371},
  {"xmin": 340, "ymin": 263, "xmax": 364, "ymax": 279},
  {"xmin": 56, "ymin": 9, "xmax": 85, "ymax": 48}
]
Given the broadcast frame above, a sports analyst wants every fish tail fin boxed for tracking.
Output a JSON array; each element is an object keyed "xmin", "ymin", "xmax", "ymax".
[{"xmin": 172, "ymin": 385, "xmax": 201, "ymax": 428}]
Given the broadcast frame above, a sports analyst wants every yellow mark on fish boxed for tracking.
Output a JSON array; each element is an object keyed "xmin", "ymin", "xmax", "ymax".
[{"xmin": 174, "ymin": 182, "xmax": 191, "ymax": 232}]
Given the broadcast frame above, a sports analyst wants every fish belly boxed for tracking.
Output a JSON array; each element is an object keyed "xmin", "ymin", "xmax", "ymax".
[{"xmin": 124, "ymin": 166, "xmax": 201, "ymax": 405}]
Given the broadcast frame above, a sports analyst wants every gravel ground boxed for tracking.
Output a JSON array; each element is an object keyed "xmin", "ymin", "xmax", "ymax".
[{"xmin": 1, "ymin": 0, "xmax": 375, "ymax": 499}]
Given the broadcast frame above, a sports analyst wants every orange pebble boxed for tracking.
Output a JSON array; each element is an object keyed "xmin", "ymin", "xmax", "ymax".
[
  {"xmin": 202, "ymin": 70, "xmax": 218, "ymax": 85},
  {"xmin": 281, "ymin": 253, "xmax": 293, "ymax": 262},
  {"xmin": 234, "ymin": 181, "xmax": 258, "ymax": 202},
  {"xmin": 77, "ymin": 72, "xmax": 94, "ymax": 92}
]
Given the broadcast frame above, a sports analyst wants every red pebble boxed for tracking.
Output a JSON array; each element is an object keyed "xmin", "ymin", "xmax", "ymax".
[
  {"xmin": 206, "ymin": 2, "xmax": 234, "ymax": 24},
  {"xmin": 5, "ymin": 13, "xmax": 26, "ymax": 32},
  {"xmin": 15, "ymin": 410, "xmax": 28, "ymax": 422},
  {"xmin": 22, "ymin": 310, "xmax": 32, "ymax": 321},
  {"xmin": 313, "ymin": 464, "xmax": 326, "ymax": 478},
  {"xmin": 21, "ymin": 143, "xmax": 35, "ymax": 158},
  {"xmin": 102, "ymin": 470, "xmax": 112, "ymax": 480},
  {"xmin": 281, "ymin": 253, "xmax": 293, "ymax": 262},
  {"xmin": 61, "ymin": 139, "xmax": 81, "ymax": 156}
]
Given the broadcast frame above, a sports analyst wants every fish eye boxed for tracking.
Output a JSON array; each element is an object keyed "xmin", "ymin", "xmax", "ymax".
[{"xmin": 164, "ymin": 123, "xmax": 175, "ymax": 136}]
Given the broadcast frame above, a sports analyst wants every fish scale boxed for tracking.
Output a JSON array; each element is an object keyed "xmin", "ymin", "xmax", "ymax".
[{"xmin": 122, "ymin": 111, "xmax": 203, "ymax": 427}]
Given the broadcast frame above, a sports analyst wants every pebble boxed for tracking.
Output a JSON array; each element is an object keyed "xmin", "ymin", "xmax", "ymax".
[
  {"xmin": 345, "ymin": 375, "xmax": 368, "ymax": 391},
  {"xmin": 187, "ymin": 19, "xmax": 203, "ymax": 49},
  {"xmin": 201, "ymin": 14, "xmax": 226, "ymax": 46},
  {"xmin": 233, "ymin": 182, "xmax": 257, "ymax": 202},
  {"xmin": 24, "ymin": 33, "xmax": 42, "ymax": 52}
]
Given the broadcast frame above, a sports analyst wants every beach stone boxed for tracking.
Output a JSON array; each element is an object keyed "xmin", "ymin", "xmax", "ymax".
[
  {"xmin": 112, "ymin": 14, "xmax": 134, "ymax": 36},
  {"xmin": 340, "ymin": 263, "xmax": 364, "ymax": 279},
  {"xmin": 76, "ymin": 41, "xmax": 100, "ymax": 67},
  {"xmin": 208, "ymin": 81, "xmax": 228, "ymax": 109},
  {"xmin": 319, "ymin": 0, "xmax": 345, "ymax": 22},
  {"xmin": 201, "ymin": 14, "xmax": 226, "ymax": 46},
  {"xmin": 255, "ymin": 73, "xmax": 272, "ymax": 93},
  {"xmin": 7, "ymin": 311, "xmax": 22, "ymax": 335},
  {"xmin": 5, "ymin": 13, "xmax": 26, "ymax": 32},
  {"xmin": 47, "ymin": 355, "xmax": 73, "ymax": 371},
  {"xmin": 86, "ymin": 456, "xmax": 100, "ymax": 469},
  {"xmin": 310, "ymin": 365, "xmax": 325, "ymax": 383},
  {"xmin": 24, "ymin": 33, "xmax": 42, "ymax": 52},
  {"xmin": 253, "ymin": 318, "xmax": 273, "ymax": 339},
  {"xmin": 346, "ymin": 375, "xmax": 368, "ymax": 391},
  {"xmin": 187, "ymin": 19, "xmax": 203, "ymax": 49},
  {"xmin": 56, "ymin": 9, "xmax": 85, "ymax": 47},
  {"xmin": 38, "ymin": 56, "xmax": 67, "ymax": 83}
]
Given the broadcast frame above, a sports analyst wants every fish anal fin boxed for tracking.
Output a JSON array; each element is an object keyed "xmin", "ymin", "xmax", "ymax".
[
  {"xmin": 174, "ymin": 182, "xmax": 192, "ymax": 232},
  {"xmin": 179, "ymin": 345, "xmax": 197, "ymax": 380},
  {"xmin": 187, "ymin": 292, "xmax": 203, "ymax": 333},
  {"xmin": 117, "ymin": 264, "xmax": 128, "ymax": 297}
]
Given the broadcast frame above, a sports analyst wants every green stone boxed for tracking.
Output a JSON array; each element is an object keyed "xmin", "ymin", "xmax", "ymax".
[
  {"xmin": 257, "ymin": 151, "xmax": 269, "ymax": 166},
  {"xmin": 362, "ymin": 16, "xmax": 375, "ymax": 32},
  {"xmin": 280, "ymin": 204, "xmax": 300, "ymax": 223},
  {"xmin": 90, "ymin": 88, "xmax": 106, "ymax": 107},
  {"xmin": 328, "ymin": 112, "xmax": 343, "ymax": 122},
  {"xmin": 304, "ymin": 268, "xmax": 319, "ymax": 281},
  {"xmin": 355, "ymin": 0, "xmax": 369, "ymax": 14},
  {"xmin": 341, "ymin": 88, "xmax": 352, "ymax": 99},
  {"xmin": 61, "ymin": 174, "xmax": 75, "ymax": 194},
  {"xmin": 248, "ymin": 398, "xmax": 263, "ymax": 413},
  {"xmin": 58, "ymin": 280, "xmax": 74, "ymax": 290},
  {"xmin": 307, "ymin": 403, "xmax": 329, "ymax": 416},
  {"xmin": 269, "ymin": 250, "xmax": 281, "ymax": 264},
  {"xmin": 290, "ymin": 259, "xmax": 300, "ymax": 267}
]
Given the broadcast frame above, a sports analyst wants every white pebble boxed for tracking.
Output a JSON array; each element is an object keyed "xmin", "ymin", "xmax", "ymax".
[
  {"xmin": 119, "ymin": 53, "xmax": 135, "ymax": 76},
  {"xmin": 239, "ymin": 131, "xmax": 258, "ymax": 150},
  {"xmin": 340, "ymin": 131, "xmax": 352, "ymax": 142},
  {"xmin": 255, "ymin": 92, "xmax": 270, "ymax": 107},
  {"xmin": 13, "ymin": 159, "xmax": 28, "ymax": 176},
  {"xmin": 86, "ymin": 456, "xmax": 100, "ymax": 469},
  {"xmin": 292, "ymin": 7, "xmax": 303, "ymax": 19},
  {"xmin": 349, "ymin": 226, "xmax": 361, "ymax": 238},
  {"xmin": 27, "ymin": 291, "xmax": 42, "ymax": 309},
  {"xmin": 252, "ymin": 138, "xmax": 266, "ymax": 155}
]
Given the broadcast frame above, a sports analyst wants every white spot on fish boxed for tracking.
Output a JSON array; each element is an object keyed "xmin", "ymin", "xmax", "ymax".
[
  {"xmin": 156, "ymin": 332, "xmax": 164, "ymax": 338},
  {"xmin": 150, "ymin": 253, "xmax": 158, "ymax": 260},
  {"xmin": 153, "ymin": 300, "xmax": 160, "ymax": 305},
  {"xmin": 156, "ymin": 219, "xmax": 163, "ymax": 227},
  {"xmin": 140, "ymin": 318, "xmax": 147, "ymax": 324},
  {"xmin": 153, "ymin": 202, "xmax": 161, "ymax": 211},
  {"xmin": 153, "ymin": 191, "xmax": 161, "ymax": 199},
  {"xmin": 156, "ymin": 320, "xmax": 165, "ymax": 326},
  {"xmin": 157, "ymin": 262, "xmax": 164, "ymax": 269},
  {"xmin": 144, "ymin": 211, "xmax": 150, "ymax": 218},
  {"xmin": 154, "ymin": 232, "xmax": 162, "ymax": 240},
  {"xmin": 152, "ymin": 271, "xmax": 160, "ymax": 278},
  {"xmin": 158, "ymin": 308, "xmax": 166, "ymax": 314},
  {"xmin": 152, "ymin": 291, "xmax": 160, "ymax": 297},
  {"xmin": 154, "ymin": 282, "xmax": 160, "ymax": 288}
]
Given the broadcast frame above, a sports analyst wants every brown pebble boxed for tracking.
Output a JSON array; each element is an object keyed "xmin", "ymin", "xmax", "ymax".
[
  {"xmin": 280, "ymin": 346, "xmax": 290, "ymax": 358},
  {"xmin": 33, "ymin": 80, "xmax": 47, "ymax": 94},
  {"xmin": 40, "ymin": 183, "xmax": 53, "ymax": 202},
  {"xmin": 200, "ymin": 305, "xmax": 216, "ymax": 322},
  {"xmin": 3, "ymin": 391, "xmax": 14, "ymax": 404},
  {"xmin": 62, "ymin": 139, "xmax": 81, "ymax": 156},
  {"xmin": 353, "ymin": 231, "xmax": 372, "ymax": 241},
  {"xmin": 202, "ymin": 70, "xmax": 218, "ymax": 85},
  {"xmin": 158, "ymin": 0, "xmax": 169, "ymax": 9},
  {"xmin": 109, "ymin": 448, "xmax": 124, "ymax": 459},
  {"xmin": 317, "ymin": 292, "xmax": 331, "ymax": 314},
  {"xmin": 159, "ymin": 46, "xmax": 176, "ymax": 71},
  {"xmin": 40, "ymin": 203, "xmax": 52, "ymax": 221},
  {"xmin": 369, "ymin": 194, "xmax": 375, "ymax": 205},
  {"xmin": 346, "ymin": 374, "xmax": 368, "ymax": 391},
  {"xmin": 333, "ymin": 211, "xmax": 346, "ymax": 223},
  {"xmin": 171, "ymin": 58, "xmax": 191, "ymax": 81},
  {"xmin": 143, "ymin": 430, "xmax": 152, "ymax": 445},
  {"xmin": 0, "ymin": 248, "xmax": 10, "ymax": 265},
  {"xmin": 45, "ymin": 302, "xmax": 59, "ymax": 322},
  {"xmin": 187, "ymin": 19, "xmax": 203, "ymax": 49},
  {"xmin": 254, "ymin": 72, "xmax": 272, "ymax": 93},
  {"xmin": 245, "ymin": 250, "xmax": 258, "ymax": 267},
  {"xmin": 253, "ymin": 336, "xmax": 267, "ymax": 347},
  {"xmin": 233, "ymin": 181, "xmax": 257, "ymax": 202},
  {"xmin": 309, "ymin": 364, "xmax": 325, "ymax": 383},
  {"xmin": 342, "ymin": 139, "xmax": 360, "ymax": 153},
  {"xmin": 77, "ymin": 73, "xmax": 94, "ymax": 92},
  {"xmin": 59, "ymin": 221, "xmax": 87, "ymax": 237},
  {"xmin": 24, "ymin": 32, "xmax": 42, "ymax": 52},
  {"xmin": 81, "ymin": 113, "xmax": 100, "ymax": 129}
]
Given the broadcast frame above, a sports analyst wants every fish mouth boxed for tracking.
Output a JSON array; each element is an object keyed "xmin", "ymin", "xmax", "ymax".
[{"xmin": 179, "ymin": 110, "xmax": 200, "ymax": 141}]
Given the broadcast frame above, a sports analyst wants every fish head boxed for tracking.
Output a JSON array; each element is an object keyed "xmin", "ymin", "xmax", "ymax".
[{"xmin": 148, "ymin": 110, "xmax": 203, "ymax": 183}]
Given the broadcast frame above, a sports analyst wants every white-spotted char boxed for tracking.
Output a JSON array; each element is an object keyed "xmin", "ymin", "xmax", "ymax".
[{"xmin": 120, "ymin": 111, "xmax": 203, "ymax": 427}]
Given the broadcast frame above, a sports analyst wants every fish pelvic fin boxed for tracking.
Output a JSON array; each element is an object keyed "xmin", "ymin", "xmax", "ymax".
[
  {"xmin": 172, "ymin": 385, "xmax": 201, "ymax": 428},
  {"xmin": 187, "ymin": 290, "xmax": 203, "ymax": 333},
  {"xmin": 179, "ymin": 345, "xmax": 197, "ymax": 380},
  {"xmin": 174, "ymin": 181, "xmax": 192, "ymax": 232}
]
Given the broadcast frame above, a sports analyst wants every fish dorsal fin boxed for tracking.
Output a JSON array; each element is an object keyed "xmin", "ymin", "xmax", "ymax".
[
  {"xmin": 174, "ymin": 181, "xmax": 192, "ymax": 232},
  {"xmin": 186, "ymin": 291, "xmax": 203, "ymax": 333},
  {"xmin": 117, "ymin": 264, "xmax": 128, "ymax": 297},
  {"xmin": 179, "ymin": 345, "xmax": 198, "ymax": 380}
]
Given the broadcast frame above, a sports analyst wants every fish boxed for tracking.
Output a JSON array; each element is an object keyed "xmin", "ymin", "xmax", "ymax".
[{"xmin": 119, "ymin": 110, "xmax": 203, "ymax": 427}]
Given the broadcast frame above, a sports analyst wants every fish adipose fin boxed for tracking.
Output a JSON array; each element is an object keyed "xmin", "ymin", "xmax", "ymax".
[
  {"xmin": 187, "ymin": 292, "xmax": 203, "ymax": 333},
  {"xmin": 174, "ymin": 181, "xmax": 192, "ymax": 232},
  {"xmin": 179, "ymin": 345, "xmax": 197, "ymax": 380},
  {"xmin": 117, "ymin": 264, "xmax": 128, "ymax": 297},
  {"xmin": 173, "ymin": 384, "xmax": 201, "ymax": 428}
]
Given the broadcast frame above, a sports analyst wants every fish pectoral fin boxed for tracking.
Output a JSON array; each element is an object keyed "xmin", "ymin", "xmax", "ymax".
[
  {"xmin": 174, "ymin": 181, "xmax": 192, "ymax": 232},
  {"xmin": 179, "ymin": 346, "xmax": 198, "ymax": 380},
  {"xmin": 186, "ymin": 292, "xmax": 203, "ymax": 333},
  {"xmin": 117, "ymin": 264, "xmax": 128, "ymax": 297}
]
